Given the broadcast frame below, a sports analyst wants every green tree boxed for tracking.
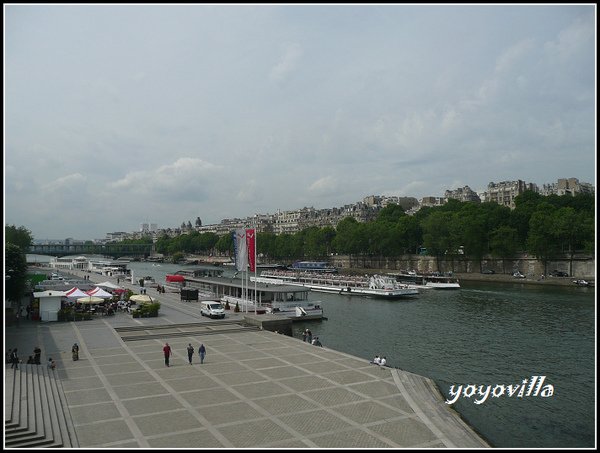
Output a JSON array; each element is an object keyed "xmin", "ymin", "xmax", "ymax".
[
  {"xmin": 5, "ymin": 243, "xmax": 28, "ymax": 307},
  {"xmin": 489, "ymin": 226, "xmax": 519, "ymax": 274},
  {"xmin": 375, "ymin": 203, "xmax": 405, "ymax": 224},
  {"xmin": 422, "ymin": 210, "xmax": 455, "ymax": 261},
  {"xmin": 5, "ymin": 225, "xmax": 33, "ymax": 251},
  {"xmin": 527, "ymin": 203, "xmax": 561, "ymax": 274}
]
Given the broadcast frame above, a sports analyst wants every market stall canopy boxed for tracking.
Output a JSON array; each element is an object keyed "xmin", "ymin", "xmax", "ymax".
[
  {"xmin": 77, "ymin": 296, "xmax": 104, "ymax": 304},
  {"xmin": 95, "ymin": 281, "xmax": 122, "ymax": 290},
  {"xmin": 65, "ymin": 287, "xmax": 90, "ymax": 299},
  {"xmin": 87, "ymin": 287, "xmax": 114, "ymax": 298},
  {"xmin": 129, "ymin": 294, "xmax": 157, "ymax": 304}
]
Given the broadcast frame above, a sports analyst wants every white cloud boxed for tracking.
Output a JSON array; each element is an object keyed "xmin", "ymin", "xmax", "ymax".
[
  {"xmin": 269, "ymin": 42, "xmax": 303, "ymax": 82},
  {"xmin": 309, "ymin": 176, "xmax": 338, "ymax": 194},
  {"xmin": 4, "ymin": 5, "xmax": 595, "ymax": 239}
]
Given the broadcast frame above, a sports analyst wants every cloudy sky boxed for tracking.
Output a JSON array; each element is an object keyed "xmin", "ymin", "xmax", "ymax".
[{"xmin": 4, "ymin": 4, "xmax": 596, "ymax": 241}]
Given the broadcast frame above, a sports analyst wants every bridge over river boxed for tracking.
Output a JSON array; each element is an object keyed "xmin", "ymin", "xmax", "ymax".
[{"xmin": 29, "ymin": 243, "xmax": 154, "ymax": 258}]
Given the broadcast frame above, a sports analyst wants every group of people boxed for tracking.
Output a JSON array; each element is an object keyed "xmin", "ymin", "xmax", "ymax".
[
  {"xmin": 301, "ymin": 328, "xmax": 323, "ymax": 346},
  {"xmin": 7, "ymin": 346, "xmax": 56, "ymax": 370},
  {"xmin": 162, "ymin": 342, "xmax": 206, "ymax": 367},
  {"xmin": 371, "ymin": 355, "xmax": 388, "ymax": 367},
  {"xmin": 7, "ymin": 346, "xmax": 43, "ymax": 369}
]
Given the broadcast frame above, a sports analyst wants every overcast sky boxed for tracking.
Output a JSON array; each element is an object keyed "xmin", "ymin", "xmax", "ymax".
[{"xmin": 4, "ymin": 4, "xmax": 596, "ymax": 241}]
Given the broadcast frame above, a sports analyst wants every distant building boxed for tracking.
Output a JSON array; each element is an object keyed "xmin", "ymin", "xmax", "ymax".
[
  {"xmin": 541, "ymin": 178, "xmax": 594, "ymax": 197},
  {"xmin": 483, "ymin": 180, "xmax": 538, "ymax": 209},
  {"xmin": 444, "ymin": 186, "xmax": 481, "ymax": 203},
  {"xmin": 420, "ymin": 196, "xmax": 445, "ymax": 208}
]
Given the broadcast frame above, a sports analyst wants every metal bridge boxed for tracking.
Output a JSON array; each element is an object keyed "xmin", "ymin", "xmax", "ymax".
[{"xmin": 29, "ymin": 243, "xmax": 154, "ymax": 258}]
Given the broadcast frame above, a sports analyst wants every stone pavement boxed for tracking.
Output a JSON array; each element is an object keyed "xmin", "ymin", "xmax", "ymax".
[{"xmin": 5, "ymin": 270, "xmax": 490, "ymax": 448}]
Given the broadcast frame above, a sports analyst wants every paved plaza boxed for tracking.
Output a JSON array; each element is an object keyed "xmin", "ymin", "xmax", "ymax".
[{"xmin": 5, "ymin": 271, "xmax": 489, "ymax": 448}]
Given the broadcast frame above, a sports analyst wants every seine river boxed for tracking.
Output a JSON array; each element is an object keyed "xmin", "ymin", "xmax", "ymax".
[{"xmin": 29, "ymin": 256, "xmax": 596, "ymax": 447}]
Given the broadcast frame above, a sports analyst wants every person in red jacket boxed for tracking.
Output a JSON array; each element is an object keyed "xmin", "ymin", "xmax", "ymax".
[{"xmin": 163, "ymin": 343, "xmax": 172, "ymax": 367}]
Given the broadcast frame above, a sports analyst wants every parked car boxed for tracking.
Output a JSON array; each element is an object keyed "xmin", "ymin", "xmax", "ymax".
[
  {"xmin": 482, "ymin": 269, "xmax": 495, "ymax": 274},
  {"xmin": 550, "ymin": 270, "xmax": 569, "ymax": 277}
]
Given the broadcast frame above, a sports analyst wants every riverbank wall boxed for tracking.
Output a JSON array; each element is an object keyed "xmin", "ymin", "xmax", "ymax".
[{"xmin": 331, "ymin": 253, "xmax": 595, "ymax": 282}]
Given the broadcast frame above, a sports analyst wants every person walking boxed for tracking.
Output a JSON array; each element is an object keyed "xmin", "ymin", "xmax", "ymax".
[
  {"xmin": 10, "ymin": 348, "xmax": 19, "ymax": 369},
  {"xmin": 307, "ymin": 329, "xmax": 313, "ymax": 344},
  {"xmin": 47, "ymin": 358, "xmax": 56, "ymax": 370},
  {"xmin": 198, "ymin": 344, "xmax": 206, "ymax": 364},
  {"xmin": 186, "ymin": 343, "xmax": 194, "ymax": 365},
  {"xmin": 72, "ymin": 343, "xmax": 79, "ymax": 361},
  {"xmin": 302, "ymin": 329, "xmax": 307, "ymax": 342},
  {"xmin": 163, "ymin": 343, "xmax": 172, "ymax": 367}
]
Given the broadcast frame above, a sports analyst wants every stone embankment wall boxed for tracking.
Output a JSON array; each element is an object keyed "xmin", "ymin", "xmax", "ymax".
[{"xmin": 331, "ymin": 254, "xmax": 595, "ymax": 279}]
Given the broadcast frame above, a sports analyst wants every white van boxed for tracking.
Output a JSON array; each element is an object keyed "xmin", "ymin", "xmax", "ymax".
[{"xmin": 200, "ymin": 301, "xmax": 225, "ymax": 319}]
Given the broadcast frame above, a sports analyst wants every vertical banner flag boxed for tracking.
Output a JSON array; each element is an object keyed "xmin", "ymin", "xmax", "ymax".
[
  {"xmin": 246, "ymin": 229, "xmax": 256, "ymax": 272},
  {"xmin": 232, "ymin": 229, "xmax": 248, "ymax": 271}
]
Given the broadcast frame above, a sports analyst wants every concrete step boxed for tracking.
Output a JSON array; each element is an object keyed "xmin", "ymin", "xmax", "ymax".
[
  {"xmin": 4, "ymin": 367, "xmax": 16, "ymax": 425},
  {"xmin": 49, "ymin": 368, "xmax": 79, "ymax": 447},
  {"xmin": 120, "ymin": 325, "xmax": 259, "ymax": 341},
  {"xmin": 5, "ymin": 365, "xmax": 46, "ymax": 445},
  {"xmin": 33, "ymin": 364, "xmax": 59, "ymax": 446},
  {"xmin": 4, "ymin": 367, "xmax": 19, "ymax": 428},
  {"xmin": 39, "ymin": 364, "xmax": 65, "ymax": 447}
]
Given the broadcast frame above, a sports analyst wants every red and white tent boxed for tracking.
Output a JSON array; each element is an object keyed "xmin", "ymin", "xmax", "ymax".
[
  {"xmin": 65, "ymin": 287, "xmax": 90, "ymax": 299},
  {"xmin": 86, "ymin": 287, "xmax": 114, "ymax": 299}
]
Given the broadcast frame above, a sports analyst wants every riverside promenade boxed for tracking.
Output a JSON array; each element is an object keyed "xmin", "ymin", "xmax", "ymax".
[{"xmin": 5, "ymin": 269, "xmax": 490, "ymax": 448}]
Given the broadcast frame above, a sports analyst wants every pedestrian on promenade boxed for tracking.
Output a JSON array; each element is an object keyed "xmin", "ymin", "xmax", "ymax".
[
  {"xmin": 302, "ymin": 329, "xmax": 307, "ymax": 342},
  {"xmin": 307, "ymin": 329, "xmax": 313, "ymax": 344},
  {"xmin": 47, "ymin": 358, "xmax": 56, "ymax": 370},
  {"xmin": 187, "ymin": 343, "xmax": 194, "ymax": 365},
  {"xmin": 10, "ymin": 348, "xmax": 19, "ymax": 369},
  {"xmin": 163, "ymin": 343, "xmax": 172, "ymax": 367},
  {"xmin": 33, "ymin": 346, "xmax": 41, "ymax": 365},
  {"xmin": 6, "ymin": 348, "xmax": 13, "ymax": 364},
  {"xmin": 72, "ymin": 343, "xmax": 79, "ymax": 361},
  {"xmin": 198, "ymin": 344, "xmax": 206, "ymax": 364}
]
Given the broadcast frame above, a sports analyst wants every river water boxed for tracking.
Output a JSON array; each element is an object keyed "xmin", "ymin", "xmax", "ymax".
[{"xmin": 30, "ymin": 256, "xmax": 596, "ymax": 447}]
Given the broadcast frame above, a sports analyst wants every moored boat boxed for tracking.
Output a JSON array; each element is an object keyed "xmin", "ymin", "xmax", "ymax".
[
  {"xmin": 289, "ymin": 261, "xmax": 338, "ymax": 273},
  {"xmin": 254, "ymin": 271, "xmax": 419, "ymax": 299},
  {"xmin": 165, "ymin": 269, "xmax": 324, "ymax": 320},
  {"xmin": 389, "ymin": 271, "xmax": 461, "ymax": 290}
]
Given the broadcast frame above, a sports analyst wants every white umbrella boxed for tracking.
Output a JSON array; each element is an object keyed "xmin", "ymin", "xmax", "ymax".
[
  {"xmin": 129, "ymin": 294, "xmax": 157, "ymax": 304},
  {"xmin": 77, "ymin": 296, "xmax": 104, "ymax": 304}
]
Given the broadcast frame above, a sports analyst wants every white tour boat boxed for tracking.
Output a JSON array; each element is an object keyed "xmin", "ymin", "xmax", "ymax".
[
  {"xmin": 389, "ymin": 271, "xmax": 461, "ymax": 290},
  {"xmin": 253, "ymin": 271, "xmax": 419, "ymax": 299}
]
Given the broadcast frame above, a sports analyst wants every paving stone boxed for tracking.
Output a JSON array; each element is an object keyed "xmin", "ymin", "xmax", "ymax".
[
  {"xmin": 252, "ymin": 393, "xmax": 321, "ymax": 416},
  {"xmin": 311, "ymin": 427, "xmax": 399, "ymax": 448},
  {"xmin": 146, "ymin": 428, "xmax": 225, "ymax": 448},
  {"xmin": 74, "ymin": 419, "xmax": 134, "ymax": 446},
  {"xmin": 368, "ymin": 417, "xmax": 439, "ymax": 447},
  {"xmin": 69, "ymin": 402, "xmax": 122, "ymax": 425},
  {"xmin": 200, "ymin": 401, "xmax": 266, "ymax": 426},
  {"xmin": 133, "ymin": 409, "xmax": 204, "ymax": 436},
  {"xmin": 276, "ymin": 409, "xmax": 355, "ymax": 436},
  {"xmin": 121, "ymin": 394, "xmax": 184, "ymax": 416},
  {"xmin": 331, "ymin": 400, "xmax": 408, "ymax": 424},
  {"xmin": 217, "ymin": 419, "xmax": 295, "ymax": 448}
]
